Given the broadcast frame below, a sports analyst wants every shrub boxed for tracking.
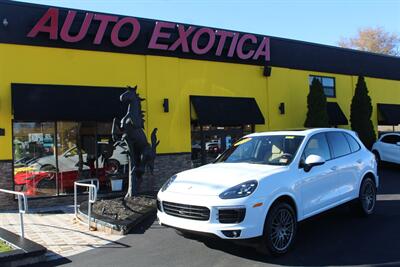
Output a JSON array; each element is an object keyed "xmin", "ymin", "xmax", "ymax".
[
  {"xmin": 304, "ymin": 78, "xmax": 329, "ymax": 128},
  {"xmin": 350, "ymin": 76, "xmax": 376, "ymax": 149}
]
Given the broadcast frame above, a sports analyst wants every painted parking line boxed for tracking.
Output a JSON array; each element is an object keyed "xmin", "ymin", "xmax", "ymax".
[{"xmin": 377, "ymin": 194, "xmax": 400, "ymax": 201}]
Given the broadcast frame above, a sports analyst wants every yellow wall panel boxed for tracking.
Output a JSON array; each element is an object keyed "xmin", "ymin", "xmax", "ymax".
[
  {"xmin": 0, "ymin": 43, "xmax": 400, "ymax": 160},
  {"xmin": 365, "ymin": 77, "xmax": 400, "ymax": 131},
  {"xmin": 0, "ymin": 44, "xmax": 147, "ymax": 160},
  {"xmin": 145, "ymin": 56, "xmax": 268, "ymax": 153}
]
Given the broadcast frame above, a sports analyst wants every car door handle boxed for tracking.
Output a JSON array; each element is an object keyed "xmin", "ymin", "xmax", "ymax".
[
  {"xmin": 331, "ymin": 166, "xmax": 338, "ymax": 171},
  {"xmin": 356, "ymin": 159, "xmax": 362, "ymax": 164}
]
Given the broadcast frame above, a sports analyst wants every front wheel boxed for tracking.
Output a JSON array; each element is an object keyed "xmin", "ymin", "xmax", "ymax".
[
  {"xmin": 356, "ymin": 177, "xmax": 377, "ymax": 216},
  {"xmin": 260, "ymin": 202, "xmax": 297, "ymax": 256}
]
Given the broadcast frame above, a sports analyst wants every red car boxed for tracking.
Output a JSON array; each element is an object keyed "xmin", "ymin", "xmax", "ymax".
[{"xmin": 14, "ymin": 165, "xmax": 117, "ymax": 196}]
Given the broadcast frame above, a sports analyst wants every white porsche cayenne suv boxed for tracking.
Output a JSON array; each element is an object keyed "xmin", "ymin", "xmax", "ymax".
[{"xmin": 157, "ymin": 128, "xmax": 378, "ymax": 255}]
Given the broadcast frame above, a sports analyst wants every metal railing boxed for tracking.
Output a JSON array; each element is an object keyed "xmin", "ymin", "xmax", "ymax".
[
  {"xmin": 0, "ymin": 189, "xmax": 28, "ymax": 238},
  {"xmin": 74, "ymin": 178, "xmax": 99, "ymax": 230}
]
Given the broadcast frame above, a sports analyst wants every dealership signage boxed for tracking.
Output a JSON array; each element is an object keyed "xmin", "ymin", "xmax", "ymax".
[{"xmin": 27, "ymin": 8, "xmax": 270, "ymax": 62}]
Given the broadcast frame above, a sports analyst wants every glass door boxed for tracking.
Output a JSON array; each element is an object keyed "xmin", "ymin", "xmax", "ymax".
[{"xmin": 191, "ymin": 124, "xmax": 253, "ymax": 166}]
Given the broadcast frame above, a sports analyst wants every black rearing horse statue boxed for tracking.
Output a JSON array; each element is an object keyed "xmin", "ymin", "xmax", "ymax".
[{"xmin": 112, "ymin": 86, "xmax": 159, "ymax": 198}]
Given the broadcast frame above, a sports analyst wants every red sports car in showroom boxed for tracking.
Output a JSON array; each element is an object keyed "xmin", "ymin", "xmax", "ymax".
[
  {"xmin": 14, "ymin": 165, "xmax": 115, "ymax": 196},
  {"xmin": 14, "ymin": 145, "xmax": 128, "ymax": 196}
]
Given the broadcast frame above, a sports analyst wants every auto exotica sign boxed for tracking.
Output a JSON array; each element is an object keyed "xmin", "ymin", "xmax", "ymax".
[{"xmin": 27, "ymin": 8, "xmax": 270, "ymax": 62}]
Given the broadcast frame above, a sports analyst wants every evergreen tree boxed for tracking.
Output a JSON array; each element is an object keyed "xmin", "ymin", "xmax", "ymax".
[
  {"xmin": 304, "ymin": 78, "xmax": 329, "ymax": 128},
  {"xmin": 350, "ymin": 76, "xmax": 376, "ymax": 149}
]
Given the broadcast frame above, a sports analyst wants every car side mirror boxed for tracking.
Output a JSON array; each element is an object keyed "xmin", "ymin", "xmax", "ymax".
[
  {"xmin": 303, "ymin": 154, "xmax": 325, "ymax": 172},
  {"xmin": 397, "ymin": 142, "xmax": 400, "ymax": 146}
]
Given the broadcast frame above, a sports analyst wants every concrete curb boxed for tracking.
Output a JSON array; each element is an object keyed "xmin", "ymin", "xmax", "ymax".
[{"xmin": 0, "ymin": 227, "xmax": 47, "ymax": 267}]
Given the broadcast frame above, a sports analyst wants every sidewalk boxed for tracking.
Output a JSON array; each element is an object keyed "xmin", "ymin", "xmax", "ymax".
[{"xmin": 0, "ymin": 206, "xmax": 124, "ymax": 261}]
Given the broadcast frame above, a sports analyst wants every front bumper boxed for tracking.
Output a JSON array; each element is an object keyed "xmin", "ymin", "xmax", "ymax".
[{"xmin": 157, "ymin": 191, "xmax": 266, "ymax": 239}]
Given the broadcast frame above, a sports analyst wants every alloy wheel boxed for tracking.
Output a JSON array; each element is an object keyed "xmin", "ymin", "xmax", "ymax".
[
  {"xmin": 362, "ymin": 181, "xmax": 376, "ymax": 213},
  {"xmin": 270, "ymin": 208, "xmax": 295, "ymax": 251}
]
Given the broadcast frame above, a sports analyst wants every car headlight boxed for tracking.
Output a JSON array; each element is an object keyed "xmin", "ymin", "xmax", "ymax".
[
  {"xmin": 219, "ymin": 180, "xmax": 258, "ymax": 199},
  {"xmin": 161, "ymin": 175, "xmax": 177, "ymax": 192}
]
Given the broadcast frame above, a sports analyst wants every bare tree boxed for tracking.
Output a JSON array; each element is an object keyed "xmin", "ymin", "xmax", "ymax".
[{"xmin": 338, "ymin": 26, "xmax": 400, "ymax": 56}]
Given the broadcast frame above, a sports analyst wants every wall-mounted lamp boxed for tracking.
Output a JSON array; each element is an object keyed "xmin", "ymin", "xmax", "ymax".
[
  {"xmin": 0, "ymin": 128, "xmax": 5, "ymax": 136},
  {"xmin": 264, "ymin": 66, "xmax": 272, "ymax": 77},
  {"xmin": 163, "ymin": 98, "xmax": 169, "ymax": 113},
  {"xmin": 279, "ymin": 102, "xmax": 285, "ymax": 115},
  {"xmin": 2, "ymin": 18, "xmax": 8, "ymax": 27}
]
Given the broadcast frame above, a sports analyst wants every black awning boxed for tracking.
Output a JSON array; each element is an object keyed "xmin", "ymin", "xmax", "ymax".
[
  {"xmin": 378, "ymin": 104, "xmax": 400, "ymax": 125},
  {"xmin": 327, "ymin": 102, "xmax": 348, "ymax": 126},
  {"xmin": 12, "ymin": 84, "xmax": 128, "ymax": 121},
  {"xmin": 190, "ymin": 95, "xmax": 265, "ymax": 126}
]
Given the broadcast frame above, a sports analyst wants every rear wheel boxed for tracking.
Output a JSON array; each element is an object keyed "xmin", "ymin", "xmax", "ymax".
[
  {"xmin": 260, "ymin": 202, "xmax": 297, "ymax": 256},
  {"xmin": 38, "ymin": 165, "xmax": 57, "ymax": 189},
  {"xmin": 356, "ymin": 177, "xmax": 377, "ymax": 216}
]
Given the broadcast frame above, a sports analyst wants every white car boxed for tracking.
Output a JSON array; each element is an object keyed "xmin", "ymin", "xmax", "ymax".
[
  {"xmin": 29, "ymin": 145, "xmax": 128, "ymax": 173},
  {"xmin": 157, "ymin": 128, "xmax": 378, "ymax": 255},
  {"xmin": 372, "ymin": 133, "xmax": 400, "ymax": 165}
]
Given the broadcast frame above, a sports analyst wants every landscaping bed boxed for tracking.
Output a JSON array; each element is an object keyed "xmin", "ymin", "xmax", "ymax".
[
  {"xmin": 78, "ymin": 193, "xmax": 157, "ymax": 235},
  {"xmin": 0, "ymin": 240, "xmax": 12, "ymax": 253},
  {"xmin": 0, "ymin": 228, "xmax": 47, "ymax": 267}
]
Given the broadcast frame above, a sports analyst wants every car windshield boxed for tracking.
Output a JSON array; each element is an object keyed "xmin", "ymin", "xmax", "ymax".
[{"xmin": 216, "ymin": 135, "xmax": 304, "ymax": 166}]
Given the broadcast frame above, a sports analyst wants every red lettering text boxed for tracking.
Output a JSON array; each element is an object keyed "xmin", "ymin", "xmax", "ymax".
[
  {"xmin": 227, "ymin": 32, "xmax": 239, "ymax": 57},
  {"xmin": 169, "ymin": 25, "xmax": 196, "ymax": 52},
  {"xmin": 27, "ymin": 8, "xmax": 270, "ymax": 62},
  {"xmin": 192, "ymin": 28, "xmax": 215, "ymax": 55},
  {"xmin": 93, "ymin": 14, "xmax": 118, "ymax": 45},
  {"xmin": 215, "ymin": 30, "xmax": 234, "ymax": 56},
  {"xmin": 60, "ymin": 11, "xmax": 93, "ymax": 43},
  {"xmin": 148, "ymin": 21, "xmax": 175, "ymax": 50},
  {"xmin": 236, "ymin": 34, "xmax": 257, "ymax": 60},
  {"xmin": 253, "ymin": 37, "xmax": 270, "ymax": 61},
  {"xmin": 27, "ymin": 7, "xmax": 59, "ymax": 40},
  {"xmin": 111, "ymin": 17, "xmax": 141, "ymax": 47}
]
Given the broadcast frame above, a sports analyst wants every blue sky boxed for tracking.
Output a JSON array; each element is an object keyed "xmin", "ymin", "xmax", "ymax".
[{"xmin": 13, "ymin": 0, "xmax": 400, "ymax": 47}]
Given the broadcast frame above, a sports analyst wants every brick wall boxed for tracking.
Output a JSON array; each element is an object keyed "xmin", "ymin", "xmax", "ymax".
[
  {"xmin": 140, "ymin": 153, "xmax": 192, "ymax": 193},
  {"xmin": 0, "ymin": 153, "xmax": 192, "ymax": 211},
  {"xmin": 0, "ymin": 161, "xmax": 17, "ymax": 210}
]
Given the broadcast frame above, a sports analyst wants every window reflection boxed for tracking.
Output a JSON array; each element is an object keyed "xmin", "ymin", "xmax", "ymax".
[
  {"xmin": 13, "ymin": 121, "xmax": 129, "ymax": 197},
  {"xmin": 190, "ymin": 124, "xmax": 253, "ymax": 167},
  {"xmin": 13, "ymin": 122, "xmax": 57, "ymax": 196}
]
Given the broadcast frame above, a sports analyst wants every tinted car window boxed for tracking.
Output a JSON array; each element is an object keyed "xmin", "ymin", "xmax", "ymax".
[
  {"xmin": 216, "ymin": 135, "xmax": 304, "ymax": 166},
  {"xmin": 344, "ymin": 133, "xmax": 361, "ymax": 152},
  {"xmin": 326, "ymin": 132, "xmax": 351, "ymax": 158},
  {"xmin": 303, "ymin": 133, "xmax": 331, "ymax": 161},
  {"xmin": 381, "ymin": 134, "xmax": 400, "ymax": 144}
]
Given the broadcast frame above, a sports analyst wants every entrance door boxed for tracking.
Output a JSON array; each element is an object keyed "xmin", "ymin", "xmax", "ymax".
[{"xmin": 191, "ymin": 124, "xmax": 253, "ymax": 166}]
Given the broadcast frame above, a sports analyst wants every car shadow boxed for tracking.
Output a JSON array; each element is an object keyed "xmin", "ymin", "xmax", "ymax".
[
  {"xmin": 25, "ymin": 257, "xmax": 72, "ymax": 267},
  {"xmin": 128, "ymin": 213, "xmax": 158, "ymax": 235},
  {"xmin": 183, "ymin": 166, "xmax": 400, "ymax": 266}
]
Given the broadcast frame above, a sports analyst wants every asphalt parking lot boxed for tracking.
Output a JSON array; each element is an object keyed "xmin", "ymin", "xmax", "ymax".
[{"xmin": 39, "ymin": 165, "xmax": 400, "ymax": 267}]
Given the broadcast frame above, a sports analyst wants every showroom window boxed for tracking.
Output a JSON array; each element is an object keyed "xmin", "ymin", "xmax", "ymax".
[
  {"xmin": 13, "ymin": 121, "xmax": 128, "ymax": 198},
  {"xmin": 309, "ymin": 75, "xmax": 336, "ymax": 97},
  {"xmin": 13, "ymin": 122, "xmax": 57, "ymax": 196}
]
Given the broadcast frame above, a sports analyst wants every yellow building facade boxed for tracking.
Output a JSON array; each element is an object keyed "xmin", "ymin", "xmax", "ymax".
[{"xmin": 0, "ymin": 1, "xmax": 399, "ymax": 207}]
